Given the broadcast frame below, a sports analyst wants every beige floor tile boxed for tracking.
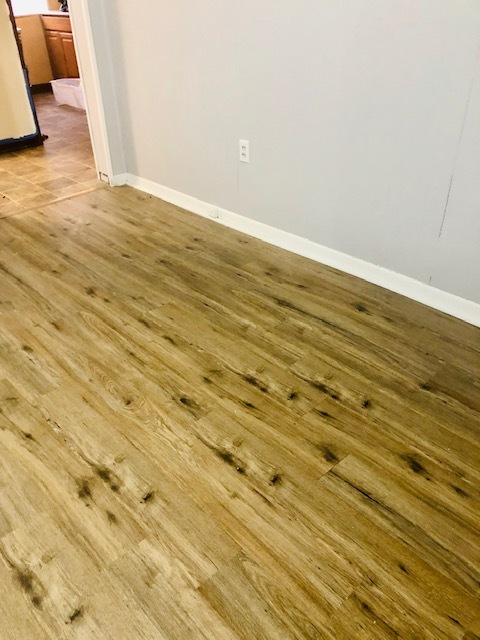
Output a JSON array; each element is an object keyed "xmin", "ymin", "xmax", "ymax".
[
  {"xmin": 70, "ymin": 167, "xmax": 98, "ymax": 183},
  {"xmin": 0, "ymin": 199, "xmax": 25, "ymax": 217},
  {"xmin": 0, "ymin": 92, "xmax": 98, "ymax": 207},
  {"xmin": 0, "ymin": 175, "xmax": 32, "ymax": 190},
  {"xmin": 2, "ymin": 184, "xmax": 50, "ymax": 201},
  {"xmin": 38, "ymin": 176, "xmax": 77, "ymax": 192},
  {"xmin": 50, "ymin": 183, "xmax": 98, "ymax": 198},
  {"xmin": 24, "ymin": 169, "xmax": 64, "ymax": 184},
  {"xmin": 16, "ymin": 191, "xmax": 63, "ymax": 209}
]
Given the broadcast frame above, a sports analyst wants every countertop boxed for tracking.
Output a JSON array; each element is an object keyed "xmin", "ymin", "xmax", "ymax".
[{"xmin": 15, "ymin": 11, "xmax": 69, "ymax": 18}]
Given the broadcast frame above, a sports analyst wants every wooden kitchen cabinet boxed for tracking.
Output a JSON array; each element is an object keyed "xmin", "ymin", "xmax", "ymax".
[{"xmin": 41, "ymin": 14, "xmax": 79, "ymax": 79}]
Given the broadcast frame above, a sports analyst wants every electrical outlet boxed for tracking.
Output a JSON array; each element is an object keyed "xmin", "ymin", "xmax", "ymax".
[{"xmin": 239, "ymin": 139, "xmax": 250, "ymax": 163}]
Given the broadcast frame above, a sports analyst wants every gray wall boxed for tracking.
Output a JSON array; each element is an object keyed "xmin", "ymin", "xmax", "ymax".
[{"xmin": 100, "ymin": 1, "xmax": 480, "ymax": 303}]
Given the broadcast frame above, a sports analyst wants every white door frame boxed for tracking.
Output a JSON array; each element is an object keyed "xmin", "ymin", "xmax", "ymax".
[{"xmin": 68, "ymin": 0, "xmax": 125, "ymax": 185}]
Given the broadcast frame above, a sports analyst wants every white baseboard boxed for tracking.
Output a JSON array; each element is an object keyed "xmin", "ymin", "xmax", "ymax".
[
  {"xmin": 117, "ymin": 173, "xmax": 480, "ymax": 328},
  {"xmin": 110, "ymin": 173, "xmax": 128, "ymax": 187}
]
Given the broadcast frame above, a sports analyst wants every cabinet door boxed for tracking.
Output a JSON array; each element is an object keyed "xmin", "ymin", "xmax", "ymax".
[
  {"xmin": 45, "ymin": 31, "xmax": 67, "ymax": 78},
  {"xmin": 60, "ymin": 31, "xmax": 79, "ymax": 78}
]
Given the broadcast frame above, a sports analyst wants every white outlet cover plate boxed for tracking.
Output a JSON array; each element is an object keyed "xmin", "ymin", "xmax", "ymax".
[{"xmin": 239, "ymin": 139, "xmax": 250, "ymax": 163}]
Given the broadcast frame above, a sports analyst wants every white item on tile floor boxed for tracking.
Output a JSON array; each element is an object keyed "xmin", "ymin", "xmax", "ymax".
[{"xmin": 50, "ymin": 78, "xmax": 85, "ymax": 110}]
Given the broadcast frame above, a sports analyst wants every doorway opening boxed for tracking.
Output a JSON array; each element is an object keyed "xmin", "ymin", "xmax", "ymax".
[{"xmin": 0, "ymin": 0, "xmax": 101, "ymax": 217}]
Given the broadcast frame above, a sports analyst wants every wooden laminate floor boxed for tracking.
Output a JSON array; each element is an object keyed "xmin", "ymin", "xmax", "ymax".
[
  {"xmin": 0, "ymin": 186, "xmax": 479, "ymax": 639},
  {"xmin": 0, "ymin": 92, "xmax": 99, "ymax": 219}
]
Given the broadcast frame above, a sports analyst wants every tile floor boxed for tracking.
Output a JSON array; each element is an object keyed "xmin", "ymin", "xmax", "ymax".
[{"xmin": 0, "ymin": 91, "xmax": 101, "ymax": 218}]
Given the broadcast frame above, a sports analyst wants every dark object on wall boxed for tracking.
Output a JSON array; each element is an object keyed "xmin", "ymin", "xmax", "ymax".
[
  {"xmin": 0, "ymin": 0, "xmax": 44, "ymax": 154},
  {"xmin": 59, "ymin": 0, "xmax": 68, "ymax": 11}
]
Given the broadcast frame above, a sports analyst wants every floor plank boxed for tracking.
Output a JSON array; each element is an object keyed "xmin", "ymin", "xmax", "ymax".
[{"xmin": 0, "ymin": 185, "xmax": 479, "ymax": 638}]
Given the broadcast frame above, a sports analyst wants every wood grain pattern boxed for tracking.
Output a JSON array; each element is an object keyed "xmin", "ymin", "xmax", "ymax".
[{"xmin": 0, "ymin": 184, "xmax": 479, "ymax": 639}]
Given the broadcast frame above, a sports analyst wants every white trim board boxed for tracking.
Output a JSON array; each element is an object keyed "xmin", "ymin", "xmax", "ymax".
[
  {"xmin": 69, "ymin": 1, "xmax": 111, "ymax": 181},
  {"xmin": 69, "ymin": 0, "xmax": 125, "ymax": 184},
  {"xmin": 119, "ymin": 173, "xmax": 480, "ymax": 328}
]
